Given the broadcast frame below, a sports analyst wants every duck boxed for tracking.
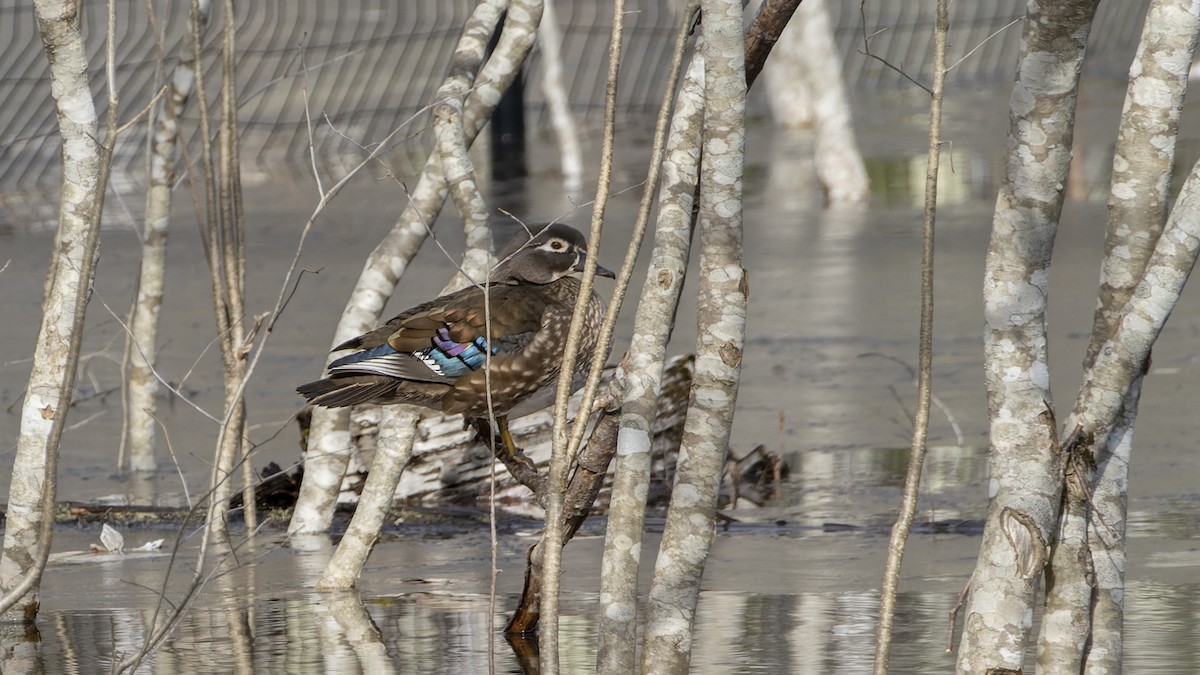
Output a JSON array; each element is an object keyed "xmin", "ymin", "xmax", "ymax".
[{"xmin": 297, "ymin": 223, "xmax": 615, "ymax": 459}]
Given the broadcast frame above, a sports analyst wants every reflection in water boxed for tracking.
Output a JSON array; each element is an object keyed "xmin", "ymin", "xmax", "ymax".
[
  {"xmin": 780, "ymin": 445, "xmax": 990, "ymax": 528},
  {"xmin": 26, "ymin": 570, "xmax": 1200, "ymax": 672},
  {"xmin": 4, "ymin": 71, "xmax": 1200, "ymax": 673}
]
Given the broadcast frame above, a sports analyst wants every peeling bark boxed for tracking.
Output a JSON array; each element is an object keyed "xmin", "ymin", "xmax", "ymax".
[
  {"xmin": 958, "ymin": 1, "xmax": 1099, "ymax": 672},
  {"xmin": 640, "ymin": 0, "xmax": 746, "ymax": 671}
]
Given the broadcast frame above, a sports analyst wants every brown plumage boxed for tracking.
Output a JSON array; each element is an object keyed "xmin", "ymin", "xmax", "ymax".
[{"xmin": 297, "ymin": 224, "xmax": 614, "ymax": 452}]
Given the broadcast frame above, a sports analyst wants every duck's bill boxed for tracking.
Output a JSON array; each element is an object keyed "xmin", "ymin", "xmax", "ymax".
[{"xmin": 573, "ymin": 255, "xmax": 617, "ymax": 278}]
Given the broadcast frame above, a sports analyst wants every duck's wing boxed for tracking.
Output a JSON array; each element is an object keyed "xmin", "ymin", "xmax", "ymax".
[{"xmin": 326, "ymin": 284, "xmax": 546, "ymax": 384}]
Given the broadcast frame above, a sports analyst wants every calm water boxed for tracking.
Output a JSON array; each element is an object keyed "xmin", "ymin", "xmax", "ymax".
[{"xmin": 4, "ymin": 82, "xmax": 1200, "ymax": 672}]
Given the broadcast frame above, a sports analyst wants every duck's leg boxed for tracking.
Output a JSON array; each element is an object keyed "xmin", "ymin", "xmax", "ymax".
[
  {"xmin": 472, "ymin": 416, "xmax": 538, "ymax": 470},
  {"xmin": 473, "ymin": 416, "xmax": 543, "ymax": 493},
  {"xmin": 496, "ymin": 415, "xmax": 518, "ymax": 458},
  {"xmin": 496, "ymin": 415, "xmax": 542, "ymax": 475}
]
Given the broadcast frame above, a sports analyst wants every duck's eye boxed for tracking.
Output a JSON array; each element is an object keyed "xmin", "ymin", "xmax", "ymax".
[{"xmin": 546, "ymin": 238, "xmax": 567, "ymax": 252}]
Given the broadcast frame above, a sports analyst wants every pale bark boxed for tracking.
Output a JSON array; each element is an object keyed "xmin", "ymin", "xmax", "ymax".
[
  {"xmin": 762, "ymin": 20, "xmax": 813, "ymax": 128},
  {"xmin": 1094, "ymin": 0, "xmax": 1199, "ymax": 342},
  {"xmin": 1081, "ymin": 382, "xmax": 1138, "ymax": 675},
  {"xmin": 434, "ymin": 0, "xmax": 503, "ymax": 290},
  {"xmin": 640, "ymin": 0, "xmax": 746, "ymax": 671},
  {"xmin": 123, "ymin": 0, "xmax": 211, "ymax": 474},
  {"xmin": 317, "ymin": 412, "xmax": 417, "ymax": 589},
  {"xmin": 595, "ymin": 4, "xmax": 797, "ymax": 669},
  {"xmin": 764, "ymin": 0, "xmax": 868, "ymax": 203},
  {"xmin": 957, "ymin": 1, "xmax": 1099, "ymax": 672},
  {"xmin": 329, "ymin": 591, "xmax": 397, "ymax": 674},
  {"xmin": 463, "ymin": 0, "xmax": 701, "ymax": 651},
  {"xmin": 1075, "ymin": 158, "xmax": 1200, "ymax": 441},
  {"xmin": 596, "ymin": 29, "xmax": 704, "ymax": 675},
  {"xmin": 0, "ymin": 0, "xmax": 103, "ymax": 624},
  {"xmin": 539, "ymin": 0, "xmax": 584, "ymax": 193},
  {"xmin": 1040, "ymin": 3, "xmax": 1200, "ymax": 671},
  {"xmin": 873, "ymin": 1, "xmax": 947, "ymax": 671},
  {"xmin": 1064, "ymin": 156, "xmax": 1200, "ymax": 663},
  {"xmin": 289, "ymin": 0, "xmax": 543, "ymax": 535}
]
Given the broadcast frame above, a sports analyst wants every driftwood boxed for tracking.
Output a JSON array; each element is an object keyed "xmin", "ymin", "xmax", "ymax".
[
  {"xmin": 272, "ymin": 354, "xmax": 786, "ymax": 516},
  {"xmin": 295, "ymin": 355, "xmax": 697, "ymax": 509}
]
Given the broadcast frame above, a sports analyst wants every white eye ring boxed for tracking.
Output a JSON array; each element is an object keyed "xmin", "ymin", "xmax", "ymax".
[{"xmin": 543, "ymin": 238, "xmax": 568, "ymax": 252}]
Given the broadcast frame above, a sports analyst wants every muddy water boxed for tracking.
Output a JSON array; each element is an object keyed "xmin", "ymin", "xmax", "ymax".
[{"xmin": 4, "ymin": 84, "xmax": 1200, "ymax": 672}]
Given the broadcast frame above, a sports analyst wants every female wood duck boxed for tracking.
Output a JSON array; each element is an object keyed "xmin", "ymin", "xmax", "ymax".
[{"xmin": 297, "ymin": 223, "xmax": 614, "ymax": 458}]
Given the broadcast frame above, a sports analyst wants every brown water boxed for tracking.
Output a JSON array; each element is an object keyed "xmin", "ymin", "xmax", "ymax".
[{"xmin": 4, "ymin": 84, "xmax": 1200, "ymax": 672}]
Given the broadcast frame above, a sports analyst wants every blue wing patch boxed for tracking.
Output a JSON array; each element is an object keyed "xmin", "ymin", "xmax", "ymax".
[
  {"xmin": 326, "ymin": 326, "xmax": 503, "ymax": 381},
  {"xmin": 422, "ymin": 328, "xmax": 498, "ymax": 377}
]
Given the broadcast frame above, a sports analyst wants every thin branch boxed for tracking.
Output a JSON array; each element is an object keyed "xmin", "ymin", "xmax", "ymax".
[
  {"xmin": 858, "ymin": 0, "xmax": 933, "ymax": 94},
  {"xmin": 874, "ymin": 0, "xmax": 948, "ymax": 671},
  {"xmin": 542, "ymin": 0, "xmax": 627, "ymax": 668},
  {"xmin": 946, "ymin": 16, "xmax": 1025, "ymax": 73}
]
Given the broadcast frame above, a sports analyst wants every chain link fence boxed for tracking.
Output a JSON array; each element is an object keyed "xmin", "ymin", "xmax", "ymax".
[{"xmin": 0, "ymin": 0, "xmax": 1151, "ymax": 220}]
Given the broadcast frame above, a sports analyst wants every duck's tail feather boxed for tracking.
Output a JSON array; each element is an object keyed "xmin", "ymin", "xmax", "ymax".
[{"xmin": 296, "ymin": 377, "xmax": 399, "ymax": 408}]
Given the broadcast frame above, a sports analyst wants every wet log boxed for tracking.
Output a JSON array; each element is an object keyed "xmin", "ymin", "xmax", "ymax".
[
  {"xmin": 345, "ymin": 354, "xmax": 697, "ymax": 510},
  {"xmin": 275, "ymin": 354, "xmax": 785, "ymax": 516}
]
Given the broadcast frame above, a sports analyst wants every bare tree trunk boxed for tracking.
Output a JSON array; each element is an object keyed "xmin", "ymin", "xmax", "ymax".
[
  {"xmin": 316, "ymin": 412, "xmax": 417, "ymax": 589},
  {"xmin": 1048, "ymin": 158, "xmax": 1200, "ymax": 671},
  {"xmin": 640, "ymin": 0, "xmax": 747, "ymax": 672},
  {"xmin": 0, "ymin": 0, "xmax": 104, "ymax": 624},
  {"xmin": 1040, "ymin": 3, "xmax": 1200, "ymax": 671},
  {"xmin": 764, "ymin": 0, "xmax": 868, "ymax": 202},
  {"xmin": 596, "ymin": 25, "xmax": 703, "ymax": 675},
  {"xmin": 123, "ymin": 0, "xmax": 213, "ymax": 474},
  {"xmin": 539, "ymin": 0, "xmax": 583, "ymax": 193},
  {"xmin": 595, "ymin": 4, "xmax": 797, "ymax": 670},
  {"xmin": 191, "ymin": 0, "xmax": 251, "ymax": 544},
  {"xmin": 289, "ymin": 0, "xmax": 543, "ymax": 535},
  {"xmin": 957, "ymin": 1, "xmax": 1099, "ymax": 672}
]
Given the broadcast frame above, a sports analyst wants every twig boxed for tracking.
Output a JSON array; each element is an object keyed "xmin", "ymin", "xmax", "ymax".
[
  {"xmin": 92, "ymin": 290, "xmax": 222, "ymax": 424},
  {"xmin": 946, "ymin": 16, "xmax": 1025, "ymax": 73},
  {"xmin": 860, "ymin": 352, "xmax": 965, "ymax": 446},
  {"xmin": 150, "ymin": 411, "xmax": 194, "ymax": 509},
  {"xmin": 858, "ymin": 0, "xmax": 933, "ymax": 94},
  {"xmin": 299, "ymin": 35, "xmax": 324, "ymax": 195},
  {"xmin": 946, "ymin": 573, "xmax": 973, "ymax": 652},
  {"xmin": 116, "ymin": 84, "xmax": 169, "ymax": 135}
]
